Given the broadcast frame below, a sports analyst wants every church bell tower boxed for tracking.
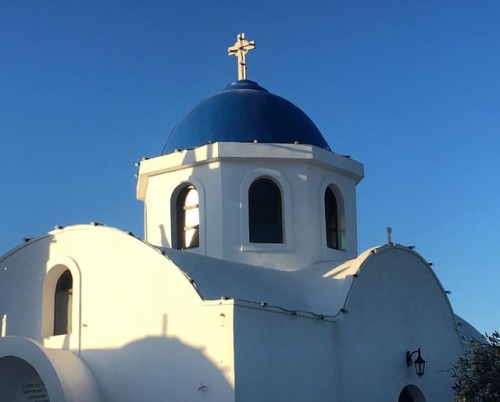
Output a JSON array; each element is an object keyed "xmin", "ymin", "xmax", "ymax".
[{"xmin": 137, "ymin": 34, "xmax": 364, "ymax": 270}]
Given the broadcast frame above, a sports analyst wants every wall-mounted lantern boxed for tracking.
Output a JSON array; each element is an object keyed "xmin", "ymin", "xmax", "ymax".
[{"xmin": 406, "ymin": 348, "xmax": 426, "ymax": 377}]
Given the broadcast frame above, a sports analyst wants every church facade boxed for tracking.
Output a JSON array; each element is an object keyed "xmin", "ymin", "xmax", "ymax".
[{"xmin": 0, "ymin": 35, "xmax": 479, "ymax": 402}]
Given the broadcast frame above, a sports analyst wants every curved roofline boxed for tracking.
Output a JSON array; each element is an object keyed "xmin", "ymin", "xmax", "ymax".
[
  {"xmin": 339, "ymin": 244, "xmax": 463, "ymax": 342},
  {"xmin": 162, "ymin": 80, "xmax": 330, "ymax": 154},
  {"xmin": 0, "ymin": 224, "xmax": 203, "ymax": 301},
  {"xmin": 343, "ymin": 244, "xmax": 453, "ymax": 303},
  {"xmin": 0, "ymin": 224, "xmax": 143, "ymax": 262}
]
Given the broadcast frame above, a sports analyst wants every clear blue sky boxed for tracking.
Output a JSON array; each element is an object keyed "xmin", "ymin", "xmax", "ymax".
[{"xmin": 1, "ymin": 0, "xmax": 499, "ymax": 334}]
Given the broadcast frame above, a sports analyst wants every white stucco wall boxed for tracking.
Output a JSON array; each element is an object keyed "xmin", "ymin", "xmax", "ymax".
[
  {"xmin": 336, "ymin": 245, "xmax": 463, "ymax": 401},
  {"xmin": 0, "ymin": 225, "xmax": 236, "ymax": 402},
  {"xmin": 0, "ymin": 228, "xmax": 470, "ymax": 402},
  {"xmin": 233, "ymin": 303, "xmax": 336, "ymax": 402}
]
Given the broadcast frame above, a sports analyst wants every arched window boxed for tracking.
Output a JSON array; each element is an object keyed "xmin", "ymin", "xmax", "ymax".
[
  {"xmin": 176, "ymin": 185, "xmax": 200, "ymax": 249},
  {"xmin": 249, "ymin": 178, "xmax": 283, "ymax": 243},
  {"xmin": 325, "ymin": 186, "xmax": 340, "ymax": 250},
  {"xmin": 398, "ymin": 388, "xmax": 414, "ymax": 402},
  {"xmin": 54, "ymin": 270, "xmax": 72, "ymax": 335},
  {"xmin": 398, "ymin": 385, "xmax": 426, "ymax": 402}
]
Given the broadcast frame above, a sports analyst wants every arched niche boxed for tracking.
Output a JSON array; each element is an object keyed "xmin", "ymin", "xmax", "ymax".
[
  {"xmin": 398, "ymin": 385, "xmax": 426, "ymax": 402},
  {"xmin": 240, "ymin": 168, "xmax": 293, "ymax": 251},
  {"xmin": 169, "ymin": 178, "xmax": 206, "ymax": 253},
  {"xmin": 42, "ymin": 257, "xmax": 81, "ymax": 350},
  {"xmin": 320, "ymin": 181, "xmax": 346, "ymax": 251},
  {"xmin": 0, "ymin": 356, "xmax": 49, "ymax": 401},
  {"xmin": 0, "ymin": 336, "xmax": 103, "ymax": 402},
  {"xmin": 173, "ymin": 184, "xmax": 200, "ymax": 250},
  {"xmin": 248, "ymin": 178, "xmax": 283, "ymax": 243}
]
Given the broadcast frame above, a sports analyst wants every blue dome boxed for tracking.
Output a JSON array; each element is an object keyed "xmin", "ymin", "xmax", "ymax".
[{"xmin": 162, "ymin": 80, "xmax": 330, "ymax": 154}]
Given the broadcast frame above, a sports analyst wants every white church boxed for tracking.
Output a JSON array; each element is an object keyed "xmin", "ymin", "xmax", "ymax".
[{"xmin": 0, "ymin": 34, "xmax": 481, "ymax": 402}]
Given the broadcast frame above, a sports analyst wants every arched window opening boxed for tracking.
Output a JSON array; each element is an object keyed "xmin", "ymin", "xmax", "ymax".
[
  {"xmin": 54, "ymin": 270, "xmax": 73, "ymax": 335},
  {"xmin": 325, "ymin": 187, "xmax": 340, "ymax": 250},
  {"xmin": 249, "ymin": 178, "xmax": 283, "ymax": 243},
  {"xmin": 398, "ymin": 388, "xmax": 414, "ymax": 402},
  {"xmin": 176, "ymin": 185, "xmax": 200, "ymax": 249},
  {"xmin": 398, "ymin": 385, "xmax": 426, "ymax": 402}
]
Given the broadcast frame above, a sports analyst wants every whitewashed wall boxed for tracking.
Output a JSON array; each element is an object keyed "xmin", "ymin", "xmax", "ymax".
[
  {"xmin": 336, "ymin": 245, "xmax": 463, "ymax": 401},
  {"xmin": 138, "ymin": 142, "xmax": 364, "ymax": 270},
  {"xmin": 0, "ymin": 226, "xmax": 236, "ymax": 402}
]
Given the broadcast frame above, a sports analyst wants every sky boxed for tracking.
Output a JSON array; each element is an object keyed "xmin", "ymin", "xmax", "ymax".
[{"xmin": 1, "ymin": 0, "xmax": 499, "ymax": 335}]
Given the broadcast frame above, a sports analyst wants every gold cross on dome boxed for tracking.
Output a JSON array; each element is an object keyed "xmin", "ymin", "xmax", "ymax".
[{"xmin": 228, "ymin": 33, "xmax": 255, "ymax": 81}]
